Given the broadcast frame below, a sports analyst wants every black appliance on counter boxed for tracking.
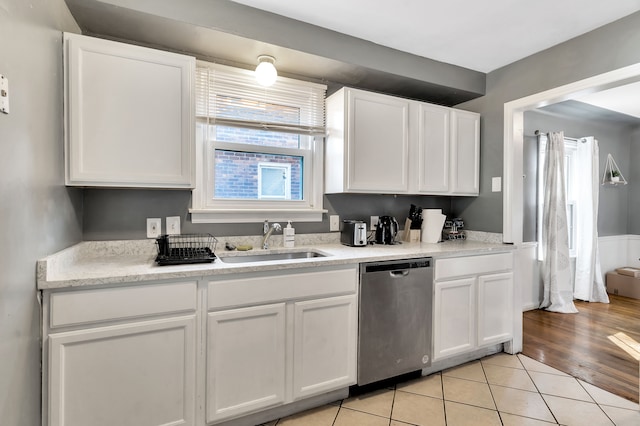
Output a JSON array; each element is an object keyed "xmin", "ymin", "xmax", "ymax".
[
  {"xmin": 341, "ymin": 220, "xmax": 367, "ymax": 247},
  {"xmin": 375, "ymin": 216, "xmax": 398, "ymax": 245}
]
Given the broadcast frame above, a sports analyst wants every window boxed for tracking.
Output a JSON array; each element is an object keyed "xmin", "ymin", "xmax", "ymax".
[
  {"xmin": 537, "ymin": 136, "xmax": 577, "ymax": 259},
  {"xmin": 258, "ymin": 162, "xmax": 292, "ymax": 200},
  {"xmin": 191, "ymin": 62, "xmax": 327, "ymax": 223}
]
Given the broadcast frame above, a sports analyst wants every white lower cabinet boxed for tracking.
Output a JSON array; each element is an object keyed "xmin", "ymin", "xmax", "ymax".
[
  {"xmin": 292, "ymin": 295, "xmax": 357, "ymax": 400},
  {"xmin": 43, "ymin": 266, "xmax": 359, "ymax": 426},
  {"xmin": 477, "ymin": 272, "xmax": 514, "ymax": 346},
  {"xmin": 433, "ymin": 277, "xmax": 476, "ymax": 360},
  {"xmin": 433, "ymin": 253, "xmax": 514, "ymax": 361},
  {"xmin": 206, "ymin": 304, "xmax": 286, "ymax": 423},
  {"xmin": 205, "ymin": 266, "xmax": 358, "ymax": 424},
  {"xmin": 44, "ymin": 281, "xmax": 198, "ymax": 426}
]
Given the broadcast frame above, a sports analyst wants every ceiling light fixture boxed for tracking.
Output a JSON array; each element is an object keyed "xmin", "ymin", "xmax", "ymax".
[{"xmin": 255, "ymin": 55, "xmax": 277, "ymax": 87}]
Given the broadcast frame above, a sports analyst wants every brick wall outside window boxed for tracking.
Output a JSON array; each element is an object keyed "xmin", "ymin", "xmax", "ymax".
[{"xmin": 214, "ymin": 150, "xmax": 302, "ymax": 199}]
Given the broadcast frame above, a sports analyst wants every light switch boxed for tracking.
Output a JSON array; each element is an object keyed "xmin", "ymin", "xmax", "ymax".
[
  {"xmin": 0, "ymin": 74, "xmax": 9, "ymax": 114},
  {"xmin": 492, "ymin": 177, "xmax": 502, "ymax": 192}
]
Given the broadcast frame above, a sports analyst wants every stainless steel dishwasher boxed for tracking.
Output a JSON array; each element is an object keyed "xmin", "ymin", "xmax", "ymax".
[{"xmin": 358, "ymin": 257, "xmax": 433, "ymax": 385}]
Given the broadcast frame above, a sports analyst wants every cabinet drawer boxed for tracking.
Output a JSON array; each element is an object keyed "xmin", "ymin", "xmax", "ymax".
[
  {"xmin": 49, "ymin": 281, "xmax": 197, "ymax": 328},
  {"xmin": 435, "ymin": 252, "xmax": 512, "ymax": 281},
  {"xmin": 208, "ymin": 266, "xmax": 357, "ymax": 310}
]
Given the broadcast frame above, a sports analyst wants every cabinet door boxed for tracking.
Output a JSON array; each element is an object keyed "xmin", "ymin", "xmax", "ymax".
[
  {"xmin": 48, "ymin": 316, "xmax": 196, "ymax": 426},
  {"xmin": 477, "ymin": 272, "xmax": 514, "ymax": 347},
  {"xmin": 451, "ymin": 110, "xmax": 480, "ymax": 195},
  {"xmin": 292, "ymin": 295, "xmax": 357, "ymax": 400},
  {"xmin": 206, "ymin": 304, "xmax": 286, "ymax": 423},
  {"xmin": 417, "ymin": 103, "xmax": 451, "ymax": 193},
  {"xmin": 64, "ymin": 33, "xmax": 194, "ymax": 188},
  {"xmin": 346, "ymin": 89, "xmax": 409, "ymax": 192},
  {"xmin": 433, "ymin": 277, "xmax": 476, "ymax": 361}
]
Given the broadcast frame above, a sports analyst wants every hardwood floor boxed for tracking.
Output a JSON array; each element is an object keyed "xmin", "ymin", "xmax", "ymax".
[{"xmin": 523, "ymin": 294, "xmax": 640, "ymax": 403}]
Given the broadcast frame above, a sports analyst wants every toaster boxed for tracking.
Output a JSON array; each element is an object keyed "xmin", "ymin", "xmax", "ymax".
[{"xmin": 341, "ymin": 220, "xmax": 367, "ymax": 246}]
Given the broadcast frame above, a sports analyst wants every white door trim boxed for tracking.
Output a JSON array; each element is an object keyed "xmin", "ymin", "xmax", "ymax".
[
  {"xmin": 503, "ymin": 62, "xmax": 640, "ymax": 244},
  {"xmin": 503, "ymin": 62, "xmax": 640, "ymax": 354}
]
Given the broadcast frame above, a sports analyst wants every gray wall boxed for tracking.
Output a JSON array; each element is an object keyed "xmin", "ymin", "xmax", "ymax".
[
  {"xmin": 75, "ymin": 6, "xmax": 640, "ymax": 238},
  {"xmin": 522, "ymin": 109, "xmax": 638, "ymax": 241},
  {"xmin": 630, "ymin": 126, "xmax": 640, "ymax": 234},
  {"xmin": 455, "ymin": 11, "xmax": 640, "ymax": 233},
  {"xmin": 0, "ymin": 1, "xmax": 82, "ymax": 425},
  {"xmin": 82, "ymin": 189, "xmax": 453, "ymax": 239}
]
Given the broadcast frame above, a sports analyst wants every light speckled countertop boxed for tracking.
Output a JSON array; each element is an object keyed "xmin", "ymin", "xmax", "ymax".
[{"xmin": 37, "ymin": 233, "xmax": 512, "ymax": 290}]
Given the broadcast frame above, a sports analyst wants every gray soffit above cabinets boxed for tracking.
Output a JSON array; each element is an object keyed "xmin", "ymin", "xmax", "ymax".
[{"xmin": 63, "ymin": 0, "xmax": 486, "ymax": 106}]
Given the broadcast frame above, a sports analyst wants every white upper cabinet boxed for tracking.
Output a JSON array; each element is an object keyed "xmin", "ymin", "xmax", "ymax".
[
  {"xmin": 325, "ymin": 87, "xmax": 410, "ymax": 193},
  {"xmin": 450, "ymin": 110, "xmax": 480, "ymax": 195},
  {"xmin": 64, "ymin": 33, "xmax": 195, "ymax": 188},
  {"xmin": 414, "ymin": 104, "xmax": 480, "ymax": 195},
  {"xmin": 415, "ymin": 103, "xmax": 451, "ymax": 193},
  {"xmin": 325, "ymin": 87, "xmax": 479, "ymax": 195}
]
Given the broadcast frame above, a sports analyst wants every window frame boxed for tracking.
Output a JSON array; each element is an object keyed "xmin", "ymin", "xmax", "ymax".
[{"xmin": 190, "ymin": 61, "xmax": 327, "ymax": 223}]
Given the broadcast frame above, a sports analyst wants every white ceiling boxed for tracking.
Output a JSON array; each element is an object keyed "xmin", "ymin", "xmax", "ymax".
[
  {"xmin": 578, "ymin": 81, "xmax": 640, "ymax": 118},
  {"xmin": 231, "ymin": 0, "xmax": 640, "ymax": 73}
]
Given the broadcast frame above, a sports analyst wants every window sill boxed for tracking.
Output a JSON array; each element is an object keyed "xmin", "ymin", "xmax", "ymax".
[{"xmin": 190, "ymin": 208, "xmax": 327, "ymax": 224}]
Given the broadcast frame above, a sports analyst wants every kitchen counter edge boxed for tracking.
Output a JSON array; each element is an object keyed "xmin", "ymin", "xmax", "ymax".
[{"xmin": 37, "ymin": 240, "xmax": 514, "ymax": 290}]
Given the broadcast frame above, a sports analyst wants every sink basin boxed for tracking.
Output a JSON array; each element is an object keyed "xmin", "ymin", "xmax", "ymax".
[{"xmin": 219, "ymin": 250, "xmax": 328, "ymax": 264}]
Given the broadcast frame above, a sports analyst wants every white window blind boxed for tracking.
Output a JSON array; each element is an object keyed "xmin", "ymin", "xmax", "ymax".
[
  {"xmin": 190, "ymin": 60, "xmax": 327, "ymax": 223},
  {"xmin": 195, "ymin": 62, "xmax": 326, "ymax": 135}
]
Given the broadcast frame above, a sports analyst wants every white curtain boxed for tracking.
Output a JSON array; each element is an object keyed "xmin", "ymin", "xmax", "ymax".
[
  {"xmin": 540, "ymin": 131, "xmax": 578, "ymax": 313},
  {"xmin": 574, "ymin": 137, "xmax": 609, "ymax": 303}
]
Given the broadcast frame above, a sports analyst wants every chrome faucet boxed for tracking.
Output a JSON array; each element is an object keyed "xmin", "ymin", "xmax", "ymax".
[{"xmin": 262, "ymin": 220, "xmax": 282, "ymax": 250}]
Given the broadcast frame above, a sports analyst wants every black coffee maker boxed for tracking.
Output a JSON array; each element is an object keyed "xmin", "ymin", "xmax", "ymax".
[{"xmin": 375, "ymin": 216, "xmax": 398, "ymax": 245}]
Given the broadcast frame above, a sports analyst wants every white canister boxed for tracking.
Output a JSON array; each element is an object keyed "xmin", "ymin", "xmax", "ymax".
[{"xmin": 421, "ymin": 209, "xmax": 446, "ymax": 243}]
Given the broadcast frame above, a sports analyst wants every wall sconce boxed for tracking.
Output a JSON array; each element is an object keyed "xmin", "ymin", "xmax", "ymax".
[{"xmin": 255, "ymin": 55, "xmax": 277, "ymax": 87}]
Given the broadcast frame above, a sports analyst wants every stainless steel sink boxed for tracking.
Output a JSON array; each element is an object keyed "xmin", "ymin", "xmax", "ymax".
[{"xmin": 218, "ymin": 250, "xmax": 328, "ymax": 264}]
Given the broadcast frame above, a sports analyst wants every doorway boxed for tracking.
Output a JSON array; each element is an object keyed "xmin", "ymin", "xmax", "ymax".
[
  {"xmin": 503, "ymin": 62, "xmax": 640, "ymax": 354},
  {"xmin": 505, "ymin": 64, "xmax": 640, "ymax": 402}
]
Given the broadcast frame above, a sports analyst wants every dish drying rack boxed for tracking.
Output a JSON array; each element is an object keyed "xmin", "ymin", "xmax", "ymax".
[{"xmin": 155, "ymin": 234, "xmax": 218, "ymax": 265}]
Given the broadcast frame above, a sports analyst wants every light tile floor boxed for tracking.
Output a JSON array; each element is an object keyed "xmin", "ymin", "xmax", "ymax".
[{"xmin": 259, "ymin": 353, "xmax": 640, "ymax": 426}]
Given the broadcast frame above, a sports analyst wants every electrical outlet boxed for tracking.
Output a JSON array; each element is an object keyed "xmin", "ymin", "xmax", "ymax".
[
  {"xmin": 166, "ymin": 216, "xmax": 181, "ymax": 235},
  {"xmin": 0, "ymin": 74, "xmax": 9, "ymax": 115},
  {"xmin": 146, "ymin": 218, "xmax": 161, "ymax": 238},
  {"xmin": 329, "ymin": 215, "xmax": 340, "ymax": 232},
  {"xmin": 370, "ymin": 215, "xmax": 379, "ymax": 229}
]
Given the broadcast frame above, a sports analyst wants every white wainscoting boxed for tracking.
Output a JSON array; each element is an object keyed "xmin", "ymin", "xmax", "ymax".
[
  {"xmin": 520, "ymin": 235, "xmax": 640, "ymax": 311},
  {"xmin": 626, "ymin": 235, "xmax": 640, "ymax": 268},
  {"xmin": 517, "ymin": 243, "xmax": 540, "ymax": 312},
  {"xmin": 599, "ymin": 234, "xmax": 640, "ymax": 277}
]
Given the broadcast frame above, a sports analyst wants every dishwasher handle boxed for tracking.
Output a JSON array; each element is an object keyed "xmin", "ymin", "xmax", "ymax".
[
  {"xmin": 362, "ymin": 258, "xmax": 432, "ymax": 273},
  {"xmin": 390, "ymin": 269, "xmax": 410, "ymax": 278}
]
